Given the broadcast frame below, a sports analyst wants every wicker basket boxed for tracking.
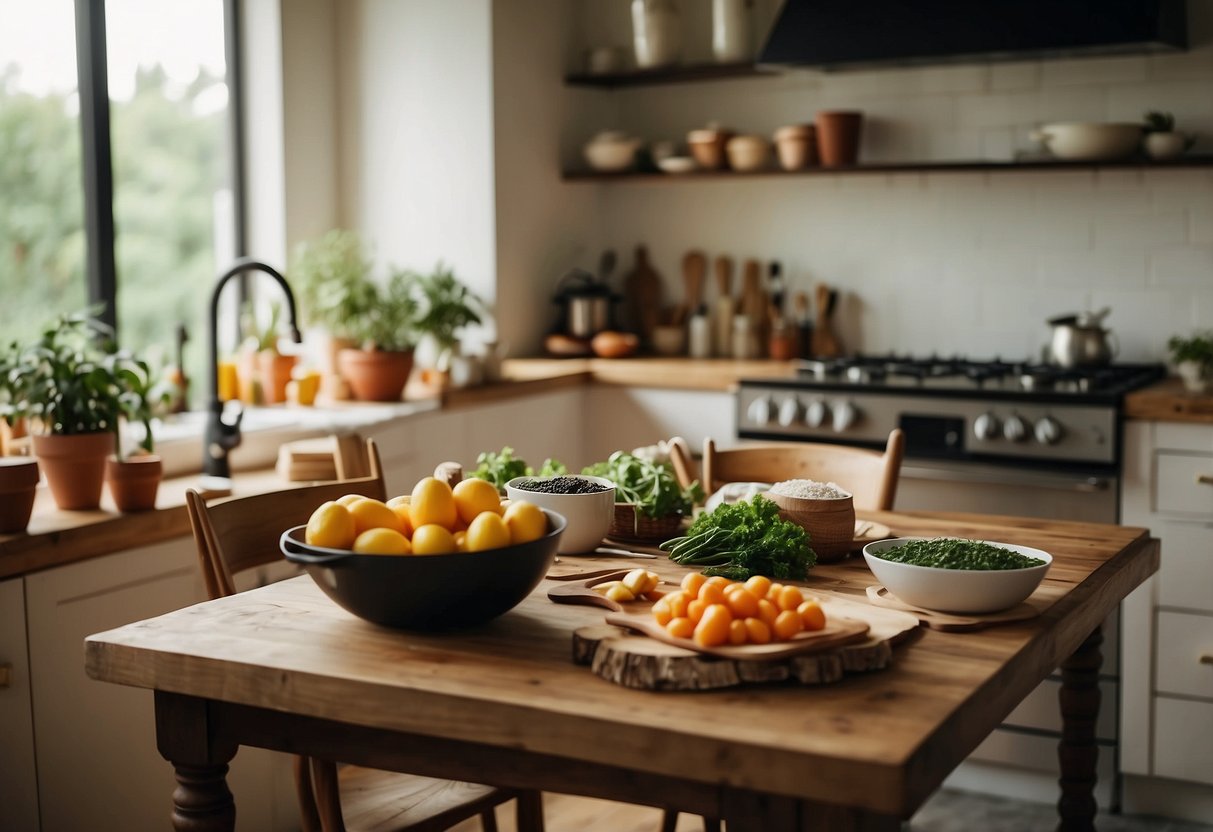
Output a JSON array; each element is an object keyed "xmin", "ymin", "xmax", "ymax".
[
  {"xmin": 766, "ymin": 492, "xmax": 856, "ymax": 563},
  {"xmin": 608, "ymin": 503, "xmax": 685, "ymax": 543}
]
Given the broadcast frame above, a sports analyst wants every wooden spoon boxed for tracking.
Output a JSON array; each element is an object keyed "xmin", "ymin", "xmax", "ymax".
[{"xmin": 683, "ymin": 250, "xmax": 706, "ymax": 315}]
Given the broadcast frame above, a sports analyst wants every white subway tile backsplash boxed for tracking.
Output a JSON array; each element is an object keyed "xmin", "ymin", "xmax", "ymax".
[
  {"xmin": 1094, "ymin": 213, "xmax": 1188, "ymax": 249},
  {"xmin": 1039, "ymin": 55, "xmax": 1147, "ymax": 87},
  {"xmin": 1039, "ymin": 250, "xmax": 1147, "ymax": 288},
  {"xmin": 1150, "ymin": 247, "xmax": 1213, "ymax": 287},
  {"xmin": 1107, "ymin": 80, "xmax": 1213, "ymax": 126},
  {"xmin": 989, "ymin": 62, "xmax": 1040, "ymax": 92}
]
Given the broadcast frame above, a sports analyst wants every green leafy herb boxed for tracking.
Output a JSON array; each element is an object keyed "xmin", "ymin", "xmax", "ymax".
[
  {"xmin": 659, "ymin": 495, "xmax": 814, "ymax": 581},
  {"xmin": 581, "ymin": 450, "xmax": 702, "ymax": 518},
  {"xmin": 469, "ymin": 446, "xmax": 567, "ymax": 491},
  {"xmin": 871, "ymin": 538, "xmax": 1044, "ymax": 570}
]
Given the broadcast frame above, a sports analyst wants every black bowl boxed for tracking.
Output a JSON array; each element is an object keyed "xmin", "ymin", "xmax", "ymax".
[{"xmin": 280, "ymin": 509, "xmax": 566, "ymax": 630}]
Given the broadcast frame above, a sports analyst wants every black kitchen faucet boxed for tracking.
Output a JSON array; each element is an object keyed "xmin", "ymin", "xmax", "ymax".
[{"xmin": 203, "ymin": 258, "xmax": 301, "ymax": 479}]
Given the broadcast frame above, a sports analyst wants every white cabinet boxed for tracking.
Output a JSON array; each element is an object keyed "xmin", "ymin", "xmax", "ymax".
[
  {"xmin": 1121, "ymin": 420, "xmax": 1213, "ymax": 819},
  {"xmin": 21, "ymin": 540, "xmax": 295, "ymax": 832},
  {"xmin": 583, "ymin": 386, "xmax": 736, "ymax": 466},
  {"xmin": 0, "ymin": 577, "xmax": 39, "ymax": 832}
]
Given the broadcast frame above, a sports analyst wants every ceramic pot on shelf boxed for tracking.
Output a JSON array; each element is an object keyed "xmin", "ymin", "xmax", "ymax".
[
  {"xmin": 815, "ymin": 111, "xmax": 864, "ymax": 168},
  {"xmin": 631, "ymin": 0, "xmax": 680, "ymax": 70},
  {"xmin": 711, "ymin": 0, "xmax": 752, "ymax": 63},
  {"xmin": 774, "ymin": 124, "xmax": 817, "ymax": 170},
  {"xmin": 106, "ymin": 454, "xmax": 163, "ymax": 513},
  {"xmin": 0, "ymin": 457, "xmax": 39, "ymax": 533},
  {"xmin": 1177, "ymin": 360, "xmax": 1212, "ymax": 394},
  {"xmin": 337, "ymin": 348, "xmax": 414, "ymax": 402},
  {"xmin": 32, "ymin": 432, "xmax": 113, "ymax": 510},
  {"xmin": 1144, "ymin": 132, "xmax": 1190, "ymax": 161}
]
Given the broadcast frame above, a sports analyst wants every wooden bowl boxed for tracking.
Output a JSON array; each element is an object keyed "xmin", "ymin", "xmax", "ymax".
[
  {"xmin": 766, "ymin": 491, "xmax": 855, "ymax": 563},
  {"xmin": 608, "ymin": 503, "xmax": 684, "ymax": 543}
]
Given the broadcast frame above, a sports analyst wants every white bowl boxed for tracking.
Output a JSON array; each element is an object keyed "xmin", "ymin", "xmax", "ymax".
[
  {"xmin": 505, "ymin": 475, "xmax": 615, "ymax": 554},
  {"xmin": 657, "ymin": 156, "xmax": 697, "ymax": 174},
  {"xmin": 862, "ymin": 538, "xmax": 1052, "ymax": 614},
  {"xmin": 1033, "ymin": 122, "xmax": 1142, "ymax": 162},
  {"xmin": 583, "ymin": 132, "xmax": 640, "ymax": 172}
]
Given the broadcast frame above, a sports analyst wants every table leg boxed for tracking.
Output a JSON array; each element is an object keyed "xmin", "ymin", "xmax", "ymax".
[
  {"xmin": 1057, "ymin": 626, "xmax": 1103, "ymax": 832},
  {"xmin": 155, "ymin": 691, "xmax": 238, "ymax": 832},
  {"xmin": 720, "ymin": 790, "xmax": 899, "ymax": 832}
]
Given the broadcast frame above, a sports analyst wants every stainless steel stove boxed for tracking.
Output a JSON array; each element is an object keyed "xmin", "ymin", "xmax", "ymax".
[{"xmin": 738, "ymin": 355, "xmax": 1166, "ymax": 474}]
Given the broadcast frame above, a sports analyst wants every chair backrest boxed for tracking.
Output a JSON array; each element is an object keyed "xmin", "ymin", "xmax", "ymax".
[
  {"xmin": 701, "ymin": 429, "xmax": 905, "ymax": 512},
  {"xmin": 187, "ymin": 437, "xmax": 386, "ymax": 600},
  {"xmin": 666, "ymin": 435, "xmax": 698, "ymax": 493}
]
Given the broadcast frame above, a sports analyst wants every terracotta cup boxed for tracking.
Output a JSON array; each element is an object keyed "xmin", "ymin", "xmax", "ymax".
[
  {"xmin": 773, "ymin": 124, "xmax": 817, "ymax": 170},
  {"xmin": 258, "ymin": 351, "xmax": 298, "ymax": 405},
  {"xmin": 33, "ymin": 432, "xmax": 114, "ymax": 510},
  {"xmin": 0, "ymin": 457, "xmax": 40, "ymax": 533},
  {"xmin": 814, "ymin": 111, "xmax": 864, "ymax": 168},
  {"xmin": 106, "ymin": 455, "xmax": 163, "ymax": 513}
]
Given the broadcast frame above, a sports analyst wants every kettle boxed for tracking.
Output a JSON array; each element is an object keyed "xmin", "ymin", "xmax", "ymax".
[
  {"xmin": 1047, "ymin": 308, "xmax": 1117, "ymax": 367},
  {"xmin": 552, "ymin": 269, "xmax": 618, "ymax": 339}
]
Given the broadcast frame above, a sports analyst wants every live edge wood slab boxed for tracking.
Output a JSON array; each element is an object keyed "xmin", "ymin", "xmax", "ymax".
[{"xmin": 85, "ymin": 511, "xmax": 1157, "ymax": 832}]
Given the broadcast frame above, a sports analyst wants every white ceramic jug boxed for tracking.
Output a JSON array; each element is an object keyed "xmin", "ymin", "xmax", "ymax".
[
  {"xmin": 632, "ymin": 0, "xmax": 680, "ymax": 69},
  {"xmin": 712, "ymin": 0, "xmax": 752, "ymax": 63}
]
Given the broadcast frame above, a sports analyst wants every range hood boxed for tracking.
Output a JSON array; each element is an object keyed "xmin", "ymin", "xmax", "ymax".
[{"xmin": 759, "ymin": 0, "xmax": 1187, "ymax": 70}]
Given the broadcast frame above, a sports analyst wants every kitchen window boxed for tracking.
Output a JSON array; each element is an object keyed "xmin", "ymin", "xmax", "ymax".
[{"xmin": 0, "ymin": 0, "xmax": 244, "ymax": 405}]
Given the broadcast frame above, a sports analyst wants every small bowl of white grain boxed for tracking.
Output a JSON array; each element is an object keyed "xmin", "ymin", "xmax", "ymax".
[{"xmin": 766, "ymin": 479, "xmax": 856, "ymax": 563}]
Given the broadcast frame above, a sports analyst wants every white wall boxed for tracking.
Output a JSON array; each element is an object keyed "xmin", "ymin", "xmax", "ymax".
[
  {"xmin": 570, "ymin": 0, "xmax": 1213, "ymax": 363},
  {"xmin": 335, "ymin": 0, "xmax": 497, "ymax": 309}
]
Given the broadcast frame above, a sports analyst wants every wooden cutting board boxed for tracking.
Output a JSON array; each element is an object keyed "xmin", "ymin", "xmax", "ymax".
[
  {"xmin": 811, "ymin": 282, "xmax": 842, "ymax": 359},
  {"xmin": 864, "ymin": 584, "xmax": 1056, "ymax": 632},
  {"xmin": 562, "ymin": 573, "xmax": 920, "ymax": 690},
  {"xmin": 623, "ymin": 245, "xmax": 663, "ymax": 346}
]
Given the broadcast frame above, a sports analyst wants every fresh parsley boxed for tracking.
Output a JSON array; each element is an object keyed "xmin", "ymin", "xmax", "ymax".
[{"xmin": 660, "ymin": 495, "xmax": 815, "ymax": 580}]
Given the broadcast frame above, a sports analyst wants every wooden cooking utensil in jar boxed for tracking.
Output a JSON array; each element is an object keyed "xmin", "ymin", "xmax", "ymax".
[
  {"xmin": 811, "ymin": 282, "xmax": 842, "ymax": 359},
  {"xmin": 740, "ymin": 259, "xmax": 768, "ymax": 356},
  {"xmin": 712, "ymin": 255, "xmax": 735, "ymax": 357},
  {"xmin": 623, "ymin": 245, "xmax": 663, "ymax": 347}
]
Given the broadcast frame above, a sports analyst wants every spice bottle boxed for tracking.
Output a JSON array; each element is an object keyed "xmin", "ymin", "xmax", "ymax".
[
  {"xmin": 768, "ymin": 316, "xmax": 795, "ymax": 361},
  {"xmin": 689, "ymin": 305, "xmax": 712, "ymax": 359},
  {"xmin": 793, "ymin": 291, "xmax": 813, "ymax": 358},
  {"xmin": 731, "ymin": 315, "xmax": 755, "ymax": 359}
]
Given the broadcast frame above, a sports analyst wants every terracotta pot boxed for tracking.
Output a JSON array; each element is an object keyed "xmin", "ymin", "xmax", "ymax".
[
  {"xmin": 687, "ymin": 128, "xmax": 733, "ymax": 170},
  {"xmin": 33, "ymin": 432, "xmax": 114, "ymax": 510},
  {"xmin": 258, "ymin": 351, "xmax": 298, "ymax": 405},
  {"xmin": 815, "ymin": 111, "xmax": 864, "ymax": 168},
  {"xmin": 106, "ymin": 455, "xmax": 163, "ymax": 512},
  {"xmin": 773, "ymin": 124, "xmax": 817, "ymax": 170},
  {"xmin": 1, "ymin": 417, "xmax": 28, "ymax": 456},
  {"xmin": 337, "ymin": 348, "xmax": 414, "ymax": 402},
  {"xmin": 0, "ymin": 457, "xmax": 39, "ymax": 533}
]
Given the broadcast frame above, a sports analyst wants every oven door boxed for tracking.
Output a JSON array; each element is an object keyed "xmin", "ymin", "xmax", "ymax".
[{"xmin": 894, "ymin": 459, "xmax": 1118, "ymax": 524}]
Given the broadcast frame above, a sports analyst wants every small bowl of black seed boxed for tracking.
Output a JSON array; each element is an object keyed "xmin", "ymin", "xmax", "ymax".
[{"xmin": 505, "ymin": 475, "xmax": 615, "ymax": 554}]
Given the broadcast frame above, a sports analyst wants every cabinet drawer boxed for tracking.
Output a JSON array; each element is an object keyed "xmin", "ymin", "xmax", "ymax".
[
  {"xmin": 1155, "ymin": 452, "xmax": 1213, "ymax": 517},
  {"xmin": 1155, "ymin": 523, "xmax": 1213, "ymax": 612},
  {"xmin": 1154, "ymin": 697, "xmax": 1213, "ymax": 786},
  {"xmin": 1156, "ymin": 611, "xmax": 1213, "ymax": 699}
]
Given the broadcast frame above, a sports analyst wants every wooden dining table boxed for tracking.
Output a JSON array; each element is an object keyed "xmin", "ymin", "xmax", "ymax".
[{"xmin": 85, "ymin": 510, "xmax": 1158, "ymax": 832}]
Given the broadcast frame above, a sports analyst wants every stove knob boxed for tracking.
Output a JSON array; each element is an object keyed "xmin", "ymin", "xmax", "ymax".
[
  {"xmin": 747, "ymin": 395, "xmax": 774, "ymax": 425},
  {"xmin": 973, "ymin": 412, "xmax": 1001, "ymax": 442},
  {"xmin": 832, "ymin": 400, "xmax": 859, "ymax": 432},
  {"xmin": 777, "ymin": 396, "xmax": 801, "ymax": 428},
  {"xmin": 804, "ymin": 398, "xmax": 829, "ymax": 428},
  {"xmin": 1034, "ymin": 416, "xmax": 1064, "ymax": 446},
  {"xmin": 1002, "ymin": 414, "xmax": 1028, "ymax": 443}
]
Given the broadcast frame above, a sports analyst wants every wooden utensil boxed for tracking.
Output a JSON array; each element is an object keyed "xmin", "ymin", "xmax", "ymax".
[
  {"xmin": 865, "ymin": 585, "xmax": 1043, "ymax": 632},
  {"xmin": 810, "ymin": 282, "xmax": 842, "ymax": 358},
  {"xmin": 683, "ymin": 250, "xmax": 706, "ymax": 314},
  {"xmin": 740, "ymin": 259, "xmax": 768, "ymax": 356},
  {"xmin": 623, "ymin": 245, "xmax": 663, "ymax": 346},
  {"xmin": 712, "ymin": 256, "xmax": 734, "ymax": 356}
]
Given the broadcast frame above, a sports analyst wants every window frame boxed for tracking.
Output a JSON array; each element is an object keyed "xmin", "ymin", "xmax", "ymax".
[{"xmin": 71, "ymin": 0, "xmax": 247, "ymax": 333}]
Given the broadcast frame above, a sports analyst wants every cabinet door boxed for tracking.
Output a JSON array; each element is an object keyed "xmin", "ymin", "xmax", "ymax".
[
  {"xmin": 583, "ymin": 387, "xmax": 735, "ymax": 466},
  {"xmin": 25, "ymin": 540, "xmax": 295, "ymax": 832},
  {"xmin": 0, "ymin": 577, "xmax": 39, "ymax": 832}
]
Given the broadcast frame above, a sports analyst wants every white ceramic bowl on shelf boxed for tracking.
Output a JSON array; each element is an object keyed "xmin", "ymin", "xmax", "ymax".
[
  {"xmin": 1032, "ymin": 122, "xmax": 1142, "ymax": 161},
  {"xmin": 862, "ymin": 537, "xmax": 1052, "ymax": 614},
  {"xmin": 505, "ymin": 475, "xmax": 615, "ymax": 554}
]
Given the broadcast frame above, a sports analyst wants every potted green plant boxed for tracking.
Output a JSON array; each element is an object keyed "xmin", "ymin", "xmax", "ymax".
[
  {"xmin": 0, "ymin": 340, "xmax": 39, "ymax": 532},
  {"xmin": 410, "ymin": 264, "xmax": 487, "ymax": 385},
  {"xmin": 336, "ymin": 270, "xmax": 421, "ymax": 401},
  {"xmin": 1143, "ymin": 111, "xmax": 1194, "ymax": 161},
  {"xmin": 1, "ymin": 312, "xmax": 126, "ymax": 510},
  {"xmin": 104, "ymin": 352, "xmax": 171, "ymax": 512},
  {"xmin": 1168, "ymin": 331, "xmax": 1213, "ymax": 394}
]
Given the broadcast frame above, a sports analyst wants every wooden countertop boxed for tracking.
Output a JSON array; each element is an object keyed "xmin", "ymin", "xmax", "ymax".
[
  {"xmin": 500, "ymin": 357, "xmax": 799, "ymax": 392},
  {"xmin": 1125, "ymin": 378, "xmax": 1213, "ymax": 423}
]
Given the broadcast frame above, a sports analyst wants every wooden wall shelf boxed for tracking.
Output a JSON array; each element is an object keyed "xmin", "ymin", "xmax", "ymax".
[
  {"xmin": 565, "ymin": 62, "xmax": 778, "ymax": 89},
  {"xmin": 562, "ymin": 155, "xmax": 1213, "ymax": 182}
]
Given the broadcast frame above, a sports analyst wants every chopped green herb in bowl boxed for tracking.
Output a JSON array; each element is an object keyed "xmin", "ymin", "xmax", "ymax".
[{"xmin": 871, "ymin": 538, "xmax": 1045, "ymax": 571}]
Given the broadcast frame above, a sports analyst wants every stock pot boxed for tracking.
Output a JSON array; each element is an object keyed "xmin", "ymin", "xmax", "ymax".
[{"xmin": 1047, "ymin": 309, "xmax": 1117, "ymax": 367}]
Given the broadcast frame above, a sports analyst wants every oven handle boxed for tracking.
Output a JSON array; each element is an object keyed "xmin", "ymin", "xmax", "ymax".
[{"xmin": 900, "ymin": 463, "xmax": 1113, "ymax": 493}]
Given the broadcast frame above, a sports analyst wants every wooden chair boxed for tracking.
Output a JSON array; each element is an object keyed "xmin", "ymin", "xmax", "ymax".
[
  {"xmin": 665, "ymin": 436, "xmax": 698, "ymax": 495},
  {"xmin": 701, "ymin": 429, "xmax": 906, "ymax": 511},
  {"xmin": 185, "ymin": 437, "xmax": 544, "ymax": 832}
]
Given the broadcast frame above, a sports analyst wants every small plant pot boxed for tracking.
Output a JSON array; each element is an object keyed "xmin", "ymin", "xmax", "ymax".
[
  {"xmin": 1144, "ymin": 132, "xmax": 1187, "ymax": 161},
  {"xmin": 608, "ymin": 503, "xmax": 684, "ymax": 543},
  {"xmin": 258, "ymin": 351, "xmax": 298, "ymax": 405},
  {"xmin": 1177, "ymin": 360, "xmax": 1211, "ymax": 394},
  {"xmin": 106, "ymin": 455, "xmax": 163, "ymax": 513},
  {"xmin": 814, "ymin": 111, "xmax": 864, "ymax": 168},
  {"xmin": 0, "ymin": 457, "xmax": 40, "ymax": 533},
  {"xmin": 337, "ymin": 348, "xmax": 414, "ymax": 402},
  {"xmin": 767, "ymin": 491, "xmax": 856, "ymax": 563},
  {"xmin": 33, "ymin": 432, "xmax": 114, "ymax": 511}
]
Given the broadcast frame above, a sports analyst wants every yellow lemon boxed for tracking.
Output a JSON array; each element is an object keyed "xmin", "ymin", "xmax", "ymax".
[
  {"xmin": 385, "ymin": 495, "xmax": 413, "ymax": 536},
  {"xmin": 352, "ymin": 528, "xmax": 411, "ymax": 556},
  {"xmin": 502, "ymin": 500, "xmax": 547, "ymax": 545},
  {"xmin": 409, "ymin": 477, "xmax": 458, "ymax": 530},
  {"xmin": 452, "ymin": 477, "xmax": 502, "ymax": 524},
  {"xmin": 347, "ymin": 498, "xmax": 405, "ymax": 535},
  {"xmin": 465, "ymin": 511, "xmax": 511, "ymax": 552},
  {"xmin": 305, "ymin": 501, "xmax": 357, "ymax": 549},
  {"xmin": 336, "ymin": 493, "xmax": 367, "ymax": 507},
  {"xmin": 411, "ymin": 523, "xmax": 457, "ymax": 555}
]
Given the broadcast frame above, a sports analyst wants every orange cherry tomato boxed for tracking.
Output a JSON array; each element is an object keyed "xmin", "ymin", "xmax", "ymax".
[
  {"xmin": 680, "ymin": 573, "xmax": 707, "ymax": 596},
  {"xmin": 664, "ymin": 591, "xmax": 691, "ymax": 619},
  {"xmin": 698, "ymin": 582, "xmax": 725, "ymax": 606},
  {"xmin": 744, "ymin": 617, "xmax": 772, "ymax": 645},
  {"xmin": 666, "ymin": 617, "xmax": 695, "ymax": 640},
  {"xmin": 744, "ymin": 575, "xmax": 772, "ymax": 598},
  {"xmin": 652, "ymin": 598, "xmax": 673, "ymax": 627},
  {"xmin": 704, "ymin": 576, "xmax": 732, "ymax": 589},
  {"xmin": 687, "ymin": 598, "xmax": 707, "ymax": 624},
  {"xmin": 757, "ymin": 598, "xmax": 780, "ymax": 627},
  {"xmin": 776, "ymin": 585, "xmax": 805, "ymax": 612},
  {"xmin": 773, "ymin": 609, "xmax": 804, "ymax": 641},
  {"xmin": 725, "ymin": 586, "xmax": 760, "ymax": 619},
  {"xmin": 798, "ymin": 600, "xmax": 827, "ymax": 631},
  {"xmin": 766, "ymin": 582, "xmax": 785, "ymax": 601},
  {"xmin": 728, "ymin": 619, "xmax": 748, "ymax": 645},
  {"xmin": 693, "ymin": 604, "xmax": 733, "ymax": 648}
]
